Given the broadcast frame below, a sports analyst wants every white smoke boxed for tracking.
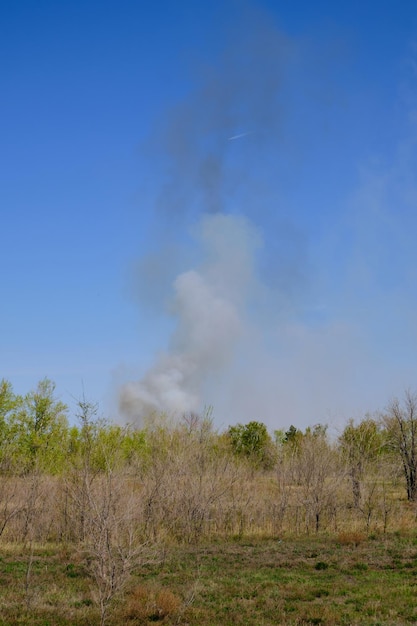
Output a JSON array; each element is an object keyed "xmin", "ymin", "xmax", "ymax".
[
  {"xmin": 120, "ymin": 213, "xmax": 261, "ymax": 420},
  {"xmin": 119, "ymin": 7, "xmax": 417, "ymax": 432}
]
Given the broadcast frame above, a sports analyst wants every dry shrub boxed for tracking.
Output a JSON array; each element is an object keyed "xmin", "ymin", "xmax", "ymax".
[
  {"xmin": 123, "ymin": 584, "xmax": 181, "ymax": 622},
  {"xmin": 337, "ymin": 531, "xmax": 366, "ymax": 546}
]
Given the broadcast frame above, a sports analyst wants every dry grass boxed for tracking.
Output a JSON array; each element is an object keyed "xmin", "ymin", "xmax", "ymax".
[
  {"xmin": 337, "ymin": 531, "xmax": 367, "ymax": 546},
  {"xmin": 122, "ymin": 584, "xmax": 182, "ymax": 622}
]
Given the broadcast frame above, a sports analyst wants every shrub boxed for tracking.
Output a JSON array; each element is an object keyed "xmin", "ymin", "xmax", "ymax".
[{"xmin": 123, "ymin": 584, "xmax": 181, "ymax": 622}]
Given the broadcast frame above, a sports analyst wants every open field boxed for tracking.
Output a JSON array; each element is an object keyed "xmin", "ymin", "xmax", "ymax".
[
  {"xmin": 2, "ymin": 385, "xmax": 417, "ymax": 623},
  {"xmin": 1, "ymin": 532, "xmax": 417, "ymax": 625}
]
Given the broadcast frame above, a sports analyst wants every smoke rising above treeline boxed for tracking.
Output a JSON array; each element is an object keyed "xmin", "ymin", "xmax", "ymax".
[
  {"xmin": 120, "ymin": 8, "xmax": 298, "ymax": 424},
  {"xmin": 120, "ymin": 6, "xmax": 417, "ymax": 429},
  {"xmin": 121, "ymin": 213, "xmax": 260, "ymax": 417}
]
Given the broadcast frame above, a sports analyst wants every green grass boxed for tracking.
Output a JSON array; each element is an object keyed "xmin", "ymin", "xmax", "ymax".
[{"xmin": 1, "ymin": 534, "xmax": 417, "ymax": 624}]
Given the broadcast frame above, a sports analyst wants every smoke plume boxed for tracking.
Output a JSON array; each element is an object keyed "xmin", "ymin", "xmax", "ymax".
[
  {"xmin": 120, "ymin": 213, "xmax": 261, "ymax": 420},
  {"xmin": 119, "ymin": 5, "xmax": 417, "ymax": 430},
  {"xmin": 119, "ymin": 8, "xmax": 297, "ymax": 423}
]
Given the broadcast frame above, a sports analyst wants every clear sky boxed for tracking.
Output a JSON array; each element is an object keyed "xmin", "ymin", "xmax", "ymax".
[{"xmin": 2, "ymin": 0, "xmax": 417, "ymax": 431}]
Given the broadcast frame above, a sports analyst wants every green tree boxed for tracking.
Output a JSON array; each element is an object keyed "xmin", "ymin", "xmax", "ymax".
[
  {"xmin": 0, "ymin": 381, "xmax": 25, "ymax": 537},
  {"xmin": 9, "ymin": 378, "xmax": 68, "ymax": 473},
  {"xmin": 69, "ymin": 397, "xmax": 136, "ymax": 473},
  {"xmin": 283, "ymin": 425, "xmax": 303, "ymax": 452},
  {"xmin": 0, "ymin": 379, "xmax": 21, "ymax": 422},
  {"xmin": 0, "ymin": 380, "xmax": 23, "ymax": 471},
  {"xmin": 227, "ymin": 421, "xmax": 276, "ymax": 469}
]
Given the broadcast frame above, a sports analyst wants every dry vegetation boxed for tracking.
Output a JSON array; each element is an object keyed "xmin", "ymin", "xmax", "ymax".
[{"xmin": 1, "ymin": 378, "xmax": 417, "ymax": 623}]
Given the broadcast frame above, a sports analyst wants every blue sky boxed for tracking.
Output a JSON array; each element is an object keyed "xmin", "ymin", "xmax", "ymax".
[{"xmin": 2, "ymin": 0, "xmax": 417, "ymax": 431}]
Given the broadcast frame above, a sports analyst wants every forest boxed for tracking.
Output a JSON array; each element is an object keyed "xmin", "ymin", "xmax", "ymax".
[{"xmin": 1, "ymin": 377, "xmax": 417, "ymax": 625}]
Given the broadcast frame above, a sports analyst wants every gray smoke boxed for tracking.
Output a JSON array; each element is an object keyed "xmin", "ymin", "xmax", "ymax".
[
  {"xmin": 119, "ymin": 8, "xmax": 298, "ymax": 422},
  {"xmin": 120, "ymin": 213, "xmax": 261, "ymax": 420},
  {"xmin": 119, "ymin": 6, "xmax": 351, "ymax": 428}
]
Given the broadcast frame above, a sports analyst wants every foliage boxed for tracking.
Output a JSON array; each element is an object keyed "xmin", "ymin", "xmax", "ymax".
[
  {"xmin": 0, "ymin": 380, "xmax": 23, "ymax": 470},
  {"xmin": 227, "ymin": 420, "xmax": 276, "ymax": 469},
  {"xmin": 283, "ymin": 424, "xmax": 303, "ymax": 450},
  {"xmin": 0, "ymin": 379, "xmax": 22, "ymax": 425},
  {"xmin": 1, "ymin": 377, "xmax": 417, "ymax": 543},
  {"xmin": 7, "ymin": 378, "xmax": 69, "ymax": 474}
]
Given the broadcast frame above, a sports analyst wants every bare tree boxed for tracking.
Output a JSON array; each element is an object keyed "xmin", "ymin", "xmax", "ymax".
[
  {"xmin": 83, "ymin": 471, "xmax": 154, "ymax": 626},
  {"xmin": 290, "ymin": 427, "xmax": 342, "ymax": 533},
  {"xmin": 384, "ymin": 390, "xmax": 417, "ymax": 502},
  {"xmin": 139, "ymin": 413, "xmax": 242, "ymax": 542},
  {"xmin": 65, "ymin": 397, "xmax": 101, "ymax": 542}
]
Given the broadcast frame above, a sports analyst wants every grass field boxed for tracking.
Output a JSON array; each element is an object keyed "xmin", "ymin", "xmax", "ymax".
[{"xmin": 1, "ymin": 532, "xmax": 417, "ymax": 625}]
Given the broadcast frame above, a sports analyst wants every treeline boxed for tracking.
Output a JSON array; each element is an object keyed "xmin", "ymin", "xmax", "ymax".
[
  {"xmin": 2, "ymin": 377, "xmax": 417, "ymax": 622},
  {"xmin": 1, "ymin": 377, "xmax": 416, "ymax": 543}
]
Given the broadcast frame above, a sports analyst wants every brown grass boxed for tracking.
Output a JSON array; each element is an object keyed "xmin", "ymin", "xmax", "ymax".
[
  {"xmin": 337, "ymin": 530, "xmax": 367, "ymax": 546},
  {"xmin": 122, "ymin": 583, "xmax": 182, "ymax": 622}
]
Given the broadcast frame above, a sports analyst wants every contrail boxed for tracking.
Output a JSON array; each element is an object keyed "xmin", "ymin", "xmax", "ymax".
[{"xmin": 227, "ymin": 131, "xmax": 253, "ymax": 141}]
